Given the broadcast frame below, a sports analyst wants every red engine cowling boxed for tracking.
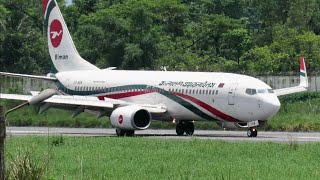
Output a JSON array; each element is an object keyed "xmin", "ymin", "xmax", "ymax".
[{"xmin": 110, "ymin": 106, "xmax": 151, "ymax": 130}]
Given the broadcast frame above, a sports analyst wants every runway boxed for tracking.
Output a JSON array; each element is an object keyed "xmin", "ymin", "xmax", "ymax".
[{"xmin": 5, "ymin": 126, "xmax": 320, "ymax": 143}]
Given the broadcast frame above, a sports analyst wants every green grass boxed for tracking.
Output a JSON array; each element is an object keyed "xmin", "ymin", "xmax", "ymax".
[
  {"xmin": 267, "ymin": 95, "xmax": 320, "ymax": 131},
  {"xmin": 5, "ymin": 136, "xmax": 320, "ymax": 179},
  {"xmin": 3, "ymin": 92, "xmax": 320, "ymax": 131}
]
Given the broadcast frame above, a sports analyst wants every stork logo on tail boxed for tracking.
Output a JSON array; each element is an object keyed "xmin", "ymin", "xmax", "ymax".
[
  {"xmin": 50, "ymin": 19, "xmax": 63, "ymax": 48},
  {"xmin": 118, "ymin": 115, "xmax": 123, "ymax": 124}
]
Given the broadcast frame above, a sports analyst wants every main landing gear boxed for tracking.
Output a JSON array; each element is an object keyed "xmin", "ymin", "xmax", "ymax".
[
  {"xmin": 247, "ymin": 127, "xmax": 258, "ymax": 137},
  {"xmin": 176, "ymin": 121, "xmax": 194, "ymax": 136},
  {"xmin": 116, "ymin": 129, "xmax": 135, "ymax": 137}
]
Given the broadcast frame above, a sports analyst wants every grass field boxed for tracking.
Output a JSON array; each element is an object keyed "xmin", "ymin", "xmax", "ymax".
[{"xmin": 4, "ymin": 136, "xmax": 320, "ymax": 179}]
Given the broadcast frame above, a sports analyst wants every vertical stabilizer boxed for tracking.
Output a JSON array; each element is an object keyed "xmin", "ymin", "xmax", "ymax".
[
  {"xmin": 299, "ymin": 56, "xmax": 308, "ymax": 87},
  {"xmin": 42, "ymin": 0, "xmax": 99, "ymax": 72}
]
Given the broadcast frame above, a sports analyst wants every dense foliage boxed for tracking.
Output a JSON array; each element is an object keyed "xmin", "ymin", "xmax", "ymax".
[{"xmin": 2, "ymin": 0, "xmax": 320, "ymax": 75}]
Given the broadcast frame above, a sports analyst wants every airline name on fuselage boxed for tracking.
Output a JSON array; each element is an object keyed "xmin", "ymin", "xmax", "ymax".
[
  {"xmin": 159, "ymin": 81, "xmax": 215, "ymax": 88},
  {"xmin": 55, "ymin": 54, "xmax": 68, "ymax": 60}
]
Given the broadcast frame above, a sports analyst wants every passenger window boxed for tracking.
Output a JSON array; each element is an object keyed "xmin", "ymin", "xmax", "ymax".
[{"xmin": 216, "ymin": 90, "xmax": 218, "ymax": 95}]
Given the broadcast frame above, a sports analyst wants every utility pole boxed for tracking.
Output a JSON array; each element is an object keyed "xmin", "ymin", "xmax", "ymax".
[{"xmin": 0, "ymin": 106, "xmax": 5, "ymax": 180}]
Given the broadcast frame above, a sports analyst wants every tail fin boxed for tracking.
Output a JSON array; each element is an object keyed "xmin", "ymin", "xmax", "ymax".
[
  {"xmin": 299, "ymin": 56, "xmax": 308, "ymax": 88},
  {"xmin": 42, "ymin": 0, "xmax": 99, "ymax": 72}
]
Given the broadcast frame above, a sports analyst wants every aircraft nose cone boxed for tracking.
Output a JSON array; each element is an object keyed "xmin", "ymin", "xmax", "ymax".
[{"xmin": 263, "ymin": 96, "xmax": 281, "ymax": 118}]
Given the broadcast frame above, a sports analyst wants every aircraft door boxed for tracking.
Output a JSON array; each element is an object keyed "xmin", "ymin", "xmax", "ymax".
[{"xmin": 228, "ymin": 83, "xmax": 238, "ymax": 105}]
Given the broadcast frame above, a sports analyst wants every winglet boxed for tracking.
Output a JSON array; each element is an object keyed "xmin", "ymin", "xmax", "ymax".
[{"xmin": 299, "ymin": 56, "xmax": 308, "ymax": 88}]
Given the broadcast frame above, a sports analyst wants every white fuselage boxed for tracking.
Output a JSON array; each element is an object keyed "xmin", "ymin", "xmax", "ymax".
[{"xmin": 54, "ymin": 70, "xmax": 281, "ymax": 123}]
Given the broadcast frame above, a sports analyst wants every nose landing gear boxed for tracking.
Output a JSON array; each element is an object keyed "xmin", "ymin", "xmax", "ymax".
[
  {"xmin": 247, "ymin": 127, "xmax": 257, "ymax": 137},
  {"xmin": 176, "ymin": 121, "xmax": 194, "ymax": 136}
]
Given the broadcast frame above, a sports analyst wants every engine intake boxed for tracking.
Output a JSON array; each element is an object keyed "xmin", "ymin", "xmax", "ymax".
[{"xmin": 110, "ymin": 105, "xmax": 151, "ymax": 130}]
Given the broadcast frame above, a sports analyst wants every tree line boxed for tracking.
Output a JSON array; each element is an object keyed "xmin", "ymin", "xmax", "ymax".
[{"xmin": 1, "ymin": 0, "xmax": 320, "ymax": 75}]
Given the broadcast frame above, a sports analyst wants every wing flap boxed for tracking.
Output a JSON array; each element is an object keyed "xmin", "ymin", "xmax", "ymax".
[{"xmin": 45, "ymin": 95, "xmax": 114, "ymax": 108}]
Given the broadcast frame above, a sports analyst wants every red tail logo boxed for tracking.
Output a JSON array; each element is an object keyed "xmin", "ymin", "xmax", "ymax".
[
  {"xmin": 50, "ymin": 19, "xmax": 63, "ymax": 48},
  {"xmin": 300, "ymin": 56, "xmax": 305, "ymax": 71}
]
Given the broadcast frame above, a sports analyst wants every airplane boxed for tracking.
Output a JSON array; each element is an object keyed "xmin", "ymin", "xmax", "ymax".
[{"xmin": 0, "ymin": 0, "xmax": 308, "ymax": 137}]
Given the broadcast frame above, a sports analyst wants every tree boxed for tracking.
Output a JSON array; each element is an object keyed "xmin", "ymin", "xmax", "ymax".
[
  {"xmin": 0, "ymin": 0, "xmax": 50, "ymax": 74},
  {"xmin": 287, "ymin": 0, "xmax": 316, "ymax": 31}
]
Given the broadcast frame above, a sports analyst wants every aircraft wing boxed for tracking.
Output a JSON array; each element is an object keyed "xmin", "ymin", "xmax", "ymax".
[
  {"xmin": 0, "ymin": 72, "xmax": 57, "ymax": 81},
  {"xmin": 274, "ymin": 57, "xmax": 308, "ymax": 96},
  {"xmin": 0, "ymin": 92, "xmax": 167, "ymax": 116},
  {"xmin": 274, "ymin": 86, "xmax": 307, "ymax": 96}
]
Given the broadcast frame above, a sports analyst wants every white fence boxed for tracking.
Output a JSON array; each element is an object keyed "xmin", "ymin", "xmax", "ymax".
[{"xmin": 259, "ymin": 76, "xmax": 318, "ymax": 91}]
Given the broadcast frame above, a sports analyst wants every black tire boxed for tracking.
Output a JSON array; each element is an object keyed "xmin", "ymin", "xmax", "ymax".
[
  {"xmin": 252, "ymin": 128, "xmax": 258, "ymax": 137},
  {"xmin": 126, "ymin": 130, "xmax": 135, "ymax": 136},
  {"xmin": 184, "ymin": 122, "xmax": 194, "ymax": 136},
  {"xmin": 176, "ymin": 122, "xmax": 185, "ymax": 136},
  {"xmin": 116, "ymin": 129, "xmax": 125, "ymax": 136},
  {"xmin": 247, "ymin": 128, "xmax": 257, "ymax": 137}
]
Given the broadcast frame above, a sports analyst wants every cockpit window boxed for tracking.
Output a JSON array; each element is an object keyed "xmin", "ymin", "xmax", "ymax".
[
  {"xmin": 267, "ymin": 89, "xmax": 274, "ymax": 93},
  {"xmin": 257, "ymin": 89, "xmax": 266, "ymax": 93},
  {"xmin": 245, "ymin": 89, "xmax": 257, "ymax": 95}
]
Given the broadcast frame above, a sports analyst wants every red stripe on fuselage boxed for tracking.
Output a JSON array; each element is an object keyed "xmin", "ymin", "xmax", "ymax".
[
  {"xmin": 172, "ymin": 92, "xmax": 240, "ymax": 122},
  {"xmin": 102, "ymin": 91, "xmax": 147, "ymax": 99},
  {"xmin": 98, "ymin": 90, "xmax": 240, "ymax": 122}
]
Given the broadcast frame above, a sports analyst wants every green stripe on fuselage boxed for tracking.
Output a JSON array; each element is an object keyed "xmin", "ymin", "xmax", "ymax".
[{"xmin": 55, "ymin": 82, "xmax": 218, "ymax": 121}]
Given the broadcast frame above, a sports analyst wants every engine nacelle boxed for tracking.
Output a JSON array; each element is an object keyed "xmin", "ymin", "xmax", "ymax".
[
  {"xmin": 110, "ymin": 106, "xmax": 151, "ymax": 130},
  {"xmin": 216, "ymin": 122, "xmax": 248, "ymax": 129}
]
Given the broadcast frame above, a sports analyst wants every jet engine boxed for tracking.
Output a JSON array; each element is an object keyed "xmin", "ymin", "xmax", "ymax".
[{"xmin": 110, "ymin": 105, "xmax": 151, "ymax": 130}]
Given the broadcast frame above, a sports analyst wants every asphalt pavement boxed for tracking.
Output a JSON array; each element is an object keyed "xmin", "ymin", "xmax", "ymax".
[{"xmin": 5, "ymin": 126, "xmax": 320, "ymax": 144}]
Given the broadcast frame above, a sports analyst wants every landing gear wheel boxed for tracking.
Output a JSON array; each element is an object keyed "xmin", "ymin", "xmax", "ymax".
[
  {"xmin": 116, "ymin": 129, "xmax": 125, "ymax": 136},
  {"xmin": 176, "ymin": 122, "xmax": 185, "ymax": 136},
  {"xmin": 247, "ymin": 128, "xmax": 258, "ymax": 137},
  {"xmin": 176, "ymin": 121, "xmax": 195, "ymax": 136},
  {"xmin": 184, "ymin": 122, "xmax": 194, "ymax": 136},
  {"xmin": 126, "ymin": 130, "xmax": 135, "ymax": 136},
  {"xmin": 116, "ymin": 129, "xmax": 135, "ymax": 137}
]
